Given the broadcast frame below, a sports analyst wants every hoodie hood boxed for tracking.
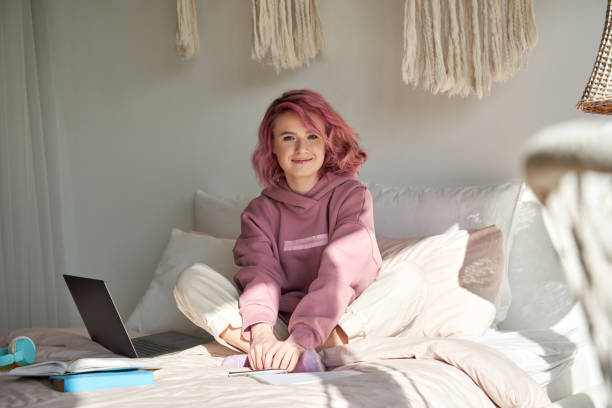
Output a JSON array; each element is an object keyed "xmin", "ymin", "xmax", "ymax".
[{"xmin": 262, "ymin": 172, "xmax": 355, "ymax": 211}]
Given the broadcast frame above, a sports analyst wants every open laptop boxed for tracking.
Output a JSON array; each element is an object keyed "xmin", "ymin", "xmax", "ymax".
[{"xmin": 63, "ymin": 274, "xmax": 212, "ymax": 358}]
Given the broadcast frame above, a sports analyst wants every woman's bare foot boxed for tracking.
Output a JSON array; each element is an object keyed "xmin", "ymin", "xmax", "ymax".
[
  {"xmin": 219, "ymin": 325, "xmax": 250, "ymax": 353},
  {"xmin": 316, "ymin": 325, "xmax": 348, "ymax": 351}
]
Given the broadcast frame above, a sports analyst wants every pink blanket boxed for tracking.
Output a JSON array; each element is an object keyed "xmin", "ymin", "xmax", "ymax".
[{"xmin": 322, "ymin": 336, "xmax": 551, "ymax": 407}]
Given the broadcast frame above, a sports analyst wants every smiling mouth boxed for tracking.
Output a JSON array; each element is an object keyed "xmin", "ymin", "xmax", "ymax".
[{"xmin": 292, "ymin": 158, "xmax": 312, "ymax": 164}]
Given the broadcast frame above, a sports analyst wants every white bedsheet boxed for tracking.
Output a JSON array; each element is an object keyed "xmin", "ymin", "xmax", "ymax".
[
  {"xmin": 476, "ymin": 328, "xmax": 577, "ymax": 387},
  {"xmin": 0, "ymin": 328, "xmax": 550, "ymax": 408}
]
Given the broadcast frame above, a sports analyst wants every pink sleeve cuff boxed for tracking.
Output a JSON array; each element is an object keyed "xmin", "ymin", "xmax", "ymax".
[
  {"xmin": 287, "ymin": 325, "xmax": 320, "ymax": 349},
  {"xmin": 240, "ymin": 307, "xmax": 277, "ymax": 341}
]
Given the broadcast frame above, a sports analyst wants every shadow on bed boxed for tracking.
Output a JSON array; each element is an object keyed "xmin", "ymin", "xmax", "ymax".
[
  {"xmin": 324, "ymin": 362, "xmax": 428, "ymax": 408},
  {"xmin": 0, "ymin": 376, "xmax": 80, "ymax": 408},
  {"xmin": 517, "ymin": 328, "xmax": 583, "ymax": 403},
  {"xmin": 552, "ymin": 392, "xmax": 597, "ymax": 408}
]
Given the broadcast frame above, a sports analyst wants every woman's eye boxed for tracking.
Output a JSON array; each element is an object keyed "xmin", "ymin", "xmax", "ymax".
[
  {"xmin": 307, "ymin": 134, "xmax": 319, "ymax": 140},
  {"xmin": 282, "ymin": 135, "xmax": 295, "ymax": 141}
]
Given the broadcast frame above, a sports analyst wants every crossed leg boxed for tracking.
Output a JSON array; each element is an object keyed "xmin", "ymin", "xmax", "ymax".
[{"xmin": 175, "ymin": 262, "xmax": 427, "ymax": 357}]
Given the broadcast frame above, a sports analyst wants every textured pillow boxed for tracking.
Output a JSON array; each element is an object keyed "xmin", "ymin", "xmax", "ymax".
[
  {"xmin": 193, "ymin": 182, "xmax": 522, "ymax": 325},
  {"xmin": 367, "ymin": 182, "xmax": 522, "ymax": 241},
  {"xmin": 378, "ymin": 226, "xmax": 505, "ymax": 338},
  {"xmin": 126, "ymin": 229, "xmax": 239, "ymax": 336}
]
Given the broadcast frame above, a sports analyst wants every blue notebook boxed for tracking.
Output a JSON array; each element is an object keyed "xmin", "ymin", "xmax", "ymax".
[{"xmin": 50, "ymin": 369, "xmax": 154, "ymax": 392}]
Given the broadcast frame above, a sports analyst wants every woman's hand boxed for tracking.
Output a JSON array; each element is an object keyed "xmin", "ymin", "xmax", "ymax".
[{"xmin": 249, "ymin": 323, "xmax": 304, "ymax": 371}]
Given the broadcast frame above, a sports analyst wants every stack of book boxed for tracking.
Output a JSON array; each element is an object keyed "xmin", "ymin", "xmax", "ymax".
[{"xmin": 0, "ymin": 357, "xmax": 160, "ymax": 392}]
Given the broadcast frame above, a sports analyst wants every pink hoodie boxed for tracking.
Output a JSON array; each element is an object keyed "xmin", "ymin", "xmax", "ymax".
[{"xmin": 233, "ymin": 172, "xmax": 382, "ymax": 349}]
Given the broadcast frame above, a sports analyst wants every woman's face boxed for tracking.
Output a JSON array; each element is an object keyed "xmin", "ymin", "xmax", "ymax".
[{"xmin": 272, "ymin": 111, "xmax": 326, "ymax": 190}]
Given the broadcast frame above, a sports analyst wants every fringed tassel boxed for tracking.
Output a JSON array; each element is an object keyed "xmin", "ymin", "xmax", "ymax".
[
  {"xmin": 307, "ymin": 0, "xmax": 324, "ymax": 61},
  {"xmin": 488, "ymin": 0, "xmax": 504, "ymax": 81},
  {"xmin": 420, "ymin": 0, "xmax": 435, "ymax": 92},
  {"xmin": 430, "ymin": 0, "xmax": 448, "ymax": 93},
  {"xmin": 251, "ymin": 0, "xmax": 324, "ymax": 73},
  {"xmin": 523, "ymin": 0, "xmax": 538, "ymax": 50},
  {"xmin": 480, "ymin": 0, "xmax": 492, "ymax": 96},
  {"xmin": 176, "ymin": 0, "xmax": 200, "ymax": 60},
  {"xmin": 445, "ymin": 0, "xmax": 459, "ymax": 92},
  {"xmin": 401, "ymin": 0, "xmax": 418, "ymax": 85},
  {"xmin": 402, "ymin": 0, "xmax": 537, "ymax": 98},
  {"xmin": 455, "ymin": 0, "xmax": 471, "ymax": 96},
  {"xmin": 470, "ymin": 0, "xmax": 484, "ymax": 98}
]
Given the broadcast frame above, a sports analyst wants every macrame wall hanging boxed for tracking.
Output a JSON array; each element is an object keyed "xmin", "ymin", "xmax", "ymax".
[
  {"xmin": 402, "ymin": 0, "xmax": 537, "ymax": 98},
  {"xmin": 251, "ymin": 0, "xmax": 324, "ymax": 73},
  {"xmin": 176, "ymin": 0, "xmax": 200, "ymax": 59}
]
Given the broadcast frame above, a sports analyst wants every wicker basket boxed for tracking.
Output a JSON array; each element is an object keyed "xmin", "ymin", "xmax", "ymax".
[{"xmin": 577, "ymin": 0, "xmax": 612, "ymax": 114}]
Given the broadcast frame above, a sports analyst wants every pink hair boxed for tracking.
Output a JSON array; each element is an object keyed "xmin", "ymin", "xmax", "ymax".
[{"xmin": 252, "ymin": 89, "xmax": 367, "ymax": 187}]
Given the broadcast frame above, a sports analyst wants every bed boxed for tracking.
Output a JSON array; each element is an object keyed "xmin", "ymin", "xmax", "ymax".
[{"xmin": 0, "ymin": 181, "xmax": 604, "ymax": 407}]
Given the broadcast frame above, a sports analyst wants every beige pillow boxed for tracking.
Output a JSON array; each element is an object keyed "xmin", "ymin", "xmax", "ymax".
[{"xmin": 378, "ymin": 225, "xmax": 505, "ymax": 338}]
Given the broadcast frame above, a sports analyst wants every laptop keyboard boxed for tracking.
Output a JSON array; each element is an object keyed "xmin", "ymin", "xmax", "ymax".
[{"xmin": 132, "ymin": 337, "xmax": 180, "ymax": 357}]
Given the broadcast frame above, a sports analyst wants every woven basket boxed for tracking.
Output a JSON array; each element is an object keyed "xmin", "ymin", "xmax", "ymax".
[{"xmin": 577, "ymin": 0, "xmax": 612, "ymax": 114}]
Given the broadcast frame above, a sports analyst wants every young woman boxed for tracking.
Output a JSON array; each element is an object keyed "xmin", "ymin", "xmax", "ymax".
[{"xmin": 174, "ymin": 89, "xmax": 424, "ymax": 372}]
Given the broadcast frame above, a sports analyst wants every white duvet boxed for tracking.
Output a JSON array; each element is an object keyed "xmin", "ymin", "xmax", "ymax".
[{"xmin": 0, "ymin": 328, "xmax": 550, "ymax": 408}]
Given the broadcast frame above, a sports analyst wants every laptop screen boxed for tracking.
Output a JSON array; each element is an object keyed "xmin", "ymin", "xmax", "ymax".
[{"xmin": 63, "ymin": 274, "xmax": 138, "ymax": 358}]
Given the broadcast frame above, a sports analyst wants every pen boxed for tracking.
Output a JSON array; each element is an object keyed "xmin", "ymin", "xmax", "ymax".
[{"xmin": 228, "ymin": 369, "xmax": 288, "ymax": 377}]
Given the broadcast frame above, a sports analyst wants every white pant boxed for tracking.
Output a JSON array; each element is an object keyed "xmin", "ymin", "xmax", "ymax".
[{"xmin": 174, "ymin": 260, "xmax": 427, "ymax": 351}]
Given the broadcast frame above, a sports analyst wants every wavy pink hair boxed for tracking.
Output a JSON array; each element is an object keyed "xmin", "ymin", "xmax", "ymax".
[{"xmin": 252, "ymin": 89, "xmax": 367, "ymax": 187}]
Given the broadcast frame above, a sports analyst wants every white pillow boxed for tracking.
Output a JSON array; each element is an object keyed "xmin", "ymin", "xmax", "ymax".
[
  {"xmin": 126, "ymin": 229, "xmax": 239, "ymax": 336},
  {"xmin": 500, "ymin": 187, "xmax": 574, "ymax": 330},
  {"xmin": 194, "ymin": 181, "xmax": 523, "ymax": 324}
]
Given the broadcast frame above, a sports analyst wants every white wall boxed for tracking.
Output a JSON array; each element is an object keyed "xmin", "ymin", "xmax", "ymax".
[{"xmin": 33, "ymin": 0, "xmax": 606, "ymax": 324}]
